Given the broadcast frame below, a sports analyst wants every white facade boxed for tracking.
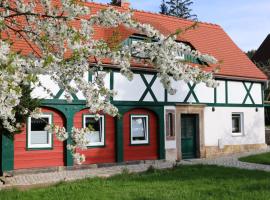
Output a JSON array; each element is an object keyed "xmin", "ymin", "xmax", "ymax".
[
  {"xmin": 33, "ymin": 70, "xmax": 266, "ymax": 155},
  {"xmin": 204, "ymin": 107, "xmax": 265, "ymax": 146},
  {"xmin": 32, "ymin": 72, "xmax": 264, "ymax": 106},
  {"xmin": 164, "ymin": 106, "xmax": 265, "ymax": 149}
]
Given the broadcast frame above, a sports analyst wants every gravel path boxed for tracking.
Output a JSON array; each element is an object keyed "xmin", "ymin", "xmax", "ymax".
[
  {"xmin": 181, "ymin": 148, "xmax": 270, "ymax": 172},
  {"xmin": 0, "ymin": 161, "xmax": 175, "ymax": 189},
  {"xmin": 1, "ymin": 148, "xmax": 270, "ymax": 189}
]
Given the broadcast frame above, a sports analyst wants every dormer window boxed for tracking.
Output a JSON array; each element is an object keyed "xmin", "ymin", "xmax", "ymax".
[
  {"xmin": 124, "ymin": 35, "xmax": 203, "ymax": 64},
  {"xmin": 129, "ymin": 35, "xmax": 151, "ymax": 59},
  {"xmin": 174, "ymin": 46, "xmax": 185, "ymax": 60}
]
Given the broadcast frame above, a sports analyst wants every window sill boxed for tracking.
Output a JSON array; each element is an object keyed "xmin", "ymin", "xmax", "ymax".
[
  {"xmin": 87, "ymin": 145, "xmax": 106, "ymax": 149},
  {"xmin": 166, "ymin": 136, "xmax": 176, "ymax": 141},
  {"xmin": 27, "ymin": 147, "xmax": 53, "ymax": 151},
  {"xmin": 129, "ymin": 142, "xmax": 150, "ymax": 146},
  {"xmin": 231, "ymin": 133, "xmax": 244, "ymax": 137}
]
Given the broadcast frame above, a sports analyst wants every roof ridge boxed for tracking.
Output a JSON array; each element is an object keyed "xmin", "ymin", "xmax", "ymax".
[
  {"xmin": 84, "ymin": 1, "xmax": 221, "ymax": 29},
  {"xmin": 132, "ymin": 9, "xmax": 221, "ymax": 29}
]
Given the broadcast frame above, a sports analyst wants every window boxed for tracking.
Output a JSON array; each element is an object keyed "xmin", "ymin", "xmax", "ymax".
[
  {"xmin": 130, "ymin": 115, "xmax": 149, "ymax": 145},
  {"xmin": 232, "ymin": 113, "xmax": 244, "ymax": 136},
  {"xmin": 27, "ymin": 114, "xmax": 52, "ymax": 149},
  {"xmin": 174, "ymin": 43, "xmax": 185, "ymax": 60},
  {"xmin": 125, "ymin": 35, "xmax": 152, "ymax": 59},
  {"xmin": 83, "ymin": 115, "xmax": 105, "ymax": 147},
  {"xmin": 166, "ymin": 110, "xmax": 175, "ymax": 140},
  {"xmin": 131, "ymin": 39, "xmax": 150, "ymax": 59}
]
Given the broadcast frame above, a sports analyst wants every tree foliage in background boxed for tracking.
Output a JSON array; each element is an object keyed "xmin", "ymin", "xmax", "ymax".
[
  {"xmin": 161, "ymin": 0, "xmax": 197, "ymax": 20},
  {"xmin": 160, "ymin": 0, "xmax": 168, "ymax": 15},
  {"xmin": 110, "ymin": 0, "xmax": 121, "ymax": 6},
  {"xmin": 246, "ymin": 49, "xmax": 257, "ymax": 59}
]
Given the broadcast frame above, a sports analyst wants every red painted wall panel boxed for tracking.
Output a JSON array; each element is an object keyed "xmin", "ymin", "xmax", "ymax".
[
  {"xmin": 14, "ymin": 107, "xmax": 65, "ymax": 170},
  {"xmin": 123, "ymin": 109, "xmax": 158, "ymax": 161},
  {"xmin": 74, "ymin": 109, "xmax": 116, "ymax": 165}
]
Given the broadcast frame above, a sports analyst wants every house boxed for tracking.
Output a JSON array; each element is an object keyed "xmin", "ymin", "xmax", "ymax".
[
  {"xmin": 252, "ymin": 34, "xmax": 270, "ymax": 144},
  {"xmin": 253, "ymin": 34, "xmax": 270, "ymax": 66},
  {"xmin": 252, "ymin": 34, "xmax": 270, "ymax": 79},
  {"xmin": 0, "ymin": 0, "xmax": 268, "ymax": 174}
]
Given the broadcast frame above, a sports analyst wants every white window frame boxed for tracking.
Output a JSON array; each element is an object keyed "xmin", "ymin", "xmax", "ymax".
[
  {"xmin": 83, "ymin": 115, "xmax": 105, "ymax": 147},
  {"xmin": 231, "ymin": 112, "xmax": 244, "ymax": 136},
  {"xmin": 130, "ymin": 115, "xmax": 149, "ymax": 145},
  {"xmin": 27, "ymin": 114, "xmax": 52, "ymax": 149},
  {"xmin": 175, "ymin": 49, "xmax": 185, "ymax": 60}
]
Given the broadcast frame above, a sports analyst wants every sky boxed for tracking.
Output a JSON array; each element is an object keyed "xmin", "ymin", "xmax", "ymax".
[{"xmin": 90, "ymin": 0, "xmax": 270, "ymax": 52}]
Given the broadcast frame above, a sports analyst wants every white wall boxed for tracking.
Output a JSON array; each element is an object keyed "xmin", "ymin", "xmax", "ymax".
[
  {"xmin": 164, "ymin": 106, "xmax": 265, "ymax": 151},
  {"xmin": 204, "ymin": 107, "xmax": 265, "ymax": 146},
  {"xmin": 216, "ymin": 80, "xmax": 226, "ymax": 103},
  {"xmin": 195, "ymin": 83, "xmax": 215, "ymax": 103},
  {"xmin": 31, "ymin": 72, "xmax": 264, "ymax": 106},
  {"xmin": 31, "ymin": 72, "xmax": 110, "ymax": 101},
  {"xmin": 114, "ymin": 73, "xmax": 147, "ymax": 101},
  {"xmin": 31, "ymin": 75, "xmax": 60, "ymax": 99},
  {"xmin": 227, "ymin": 81, "xmax": 262, "ymax": 104}
]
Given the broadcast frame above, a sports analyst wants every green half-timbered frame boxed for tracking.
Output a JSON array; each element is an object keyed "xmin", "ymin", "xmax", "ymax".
[
  {"xmin": 139, "ymin": 74, "xmax": 158, "ymax": 102},
  {"xmin": 1, "ymin": 131, "xmax": 14, "ymax": 174},
  {"xmin": 184, "ymin": 83, "xmax": 199, "ymax": 103},
  {"xmin": 242, "ymin": 82, "xmax": 255, "ymax": 104},
  {"xmin": 51, "ymin": 68, "xmax": 264, "ymax": 108}
]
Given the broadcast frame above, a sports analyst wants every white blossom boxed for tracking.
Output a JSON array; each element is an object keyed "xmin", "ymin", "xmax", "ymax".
[{"xmin": 0, "ymin": 1, "xmax": 219, "ymax": 164}]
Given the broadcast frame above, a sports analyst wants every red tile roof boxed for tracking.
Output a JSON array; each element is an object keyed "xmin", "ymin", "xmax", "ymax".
[
  {"xmin": 9, "ymin": 1, "xmax": 267, "ymax": 81},
  {"xmin": 85, "ymin": 2, "xmax": 267, "ymax": 81}
]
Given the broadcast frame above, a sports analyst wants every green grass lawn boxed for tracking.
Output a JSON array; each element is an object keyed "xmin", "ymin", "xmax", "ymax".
[
  {"xmin": 239, "ymin": 152, "xmax": 270, "ymax": 165},
  {"xmin": 1, "ymin": 165, "xmax": 270, "ymax": 200}
]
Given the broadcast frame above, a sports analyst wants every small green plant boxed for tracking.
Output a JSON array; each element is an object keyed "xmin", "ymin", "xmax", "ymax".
[
  {"xmin": 146, "ymin": 165, "xmax": 157, "ymax": 173},
  {"xmin": 121, "ymin": 167, "xmax": 130, "ymax": 175},
  {"xmin": 172, "ymin": 162, "xmax": 179, "ymax": 169}
]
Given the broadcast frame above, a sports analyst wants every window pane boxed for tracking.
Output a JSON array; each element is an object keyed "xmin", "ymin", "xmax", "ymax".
[
  {"xmin": 131, "ymin": 39, "xmax": 149, "ymax": 59},
  {"xmin": 167, "ymin": 113, "xmax": 175, "ymax": 137},
  {"xmin": 232, "ymin": 114, "xmax": 241, "ymax": 133},
  {"xmin": 31, "ymin": 131, "xmax": 49, "ymax": 144},
  {"xmin": 84, "ymin": 117, "xmax": 103, "ymax": 144},
  {"xmin": 85, "ymin": 117, "xmax": 101, "ymax": 132},
  {"xmin": 132, "ymin": 117, "xmax": 147, "ymax": 140},
  {"xmin": 86, "ymin": 131, "xmax": 101, "ymax": 143},
  {"xmin": 31, "ymin": 117, "xmax": 49, "ymax": 131}
]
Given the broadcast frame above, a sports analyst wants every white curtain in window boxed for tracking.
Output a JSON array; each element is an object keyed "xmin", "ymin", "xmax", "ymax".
[
  {"xmin": 132, "ymin": 117, "xmax": 146, "ymax": 137},
  {"xmin": 31, "ymin": 131, "xmax": 49, "ymax": 144}
]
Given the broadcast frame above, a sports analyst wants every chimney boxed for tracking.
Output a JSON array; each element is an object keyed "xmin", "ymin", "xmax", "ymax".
[{"xmin": 121, "ymin": 0, "xmax": 130, "ymax": 9}]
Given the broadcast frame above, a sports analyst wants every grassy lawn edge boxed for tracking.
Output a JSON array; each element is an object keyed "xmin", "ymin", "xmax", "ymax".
[
  {"xmin": 239, "ymin": 152, "xmax": 270, "ymax": 165},
  {"xmin": 1, "ymin": 165, "xmax": 270, "ymax": 200}
]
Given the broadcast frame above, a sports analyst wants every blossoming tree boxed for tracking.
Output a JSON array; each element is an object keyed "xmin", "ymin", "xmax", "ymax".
[{"xmin": 0, "ymin": 0, "xmax": 218, "ymax": 164}]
